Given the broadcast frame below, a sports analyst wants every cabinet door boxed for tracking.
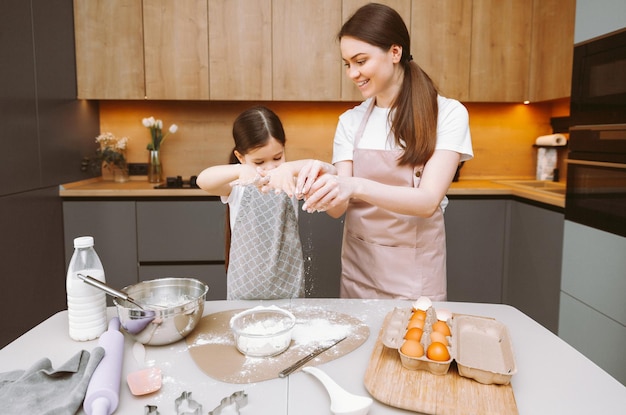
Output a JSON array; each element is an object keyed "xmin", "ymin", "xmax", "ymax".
[
  {"xmin": 504, "ymin": 201, "xmax": 563, "ymax": 334},
  {"xmin": 73, "ymin": 0, "xmax": 144, "ymax": 99},
  {"xmin": 528, "ymin": 0, "xmax": 575, "ymax": 102},
  {"xmin": 272, "ymin": 0, "xmax": 342, "ymax": 100},
  {"xmin": 411, "ymin": 0, "xmax": 472, "ymax": 101},
  {"xmin": 63, "ymin": 201, "xmax": 139, "ymax": 292},
  {"xmin": 298, "ymin": 209, "xmax": 344, "ymax": 298},
  {"xmin": 143, "ymin": 0, "xmax": 209, "ymax": 100},
  {"xmin": 469, "ymin": 0, "xmax": 532, "ymax": 102},
  {"xmin": 136, "ymin": 200, "xmax": 225, "ymax": 262},
  {"xmin": 0, "ymin": 0, "xmax": 39, "ymax": 195},
  {"xmin": 444, "ymin": 198, "xmax": 507, "ymax": 303},
  {"xmin": 208, "ymin": 0, "xmax": 272, "ymax": 100}
]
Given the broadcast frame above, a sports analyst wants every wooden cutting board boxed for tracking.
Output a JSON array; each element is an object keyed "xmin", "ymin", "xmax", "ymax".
[{"xmin": 364, "ymin": 311, "xmax": 518, "ymax": 415}]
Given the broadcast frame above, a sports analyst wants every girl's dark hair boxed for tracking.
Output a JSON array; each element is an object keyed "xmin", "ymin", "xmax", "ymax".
[
  {"xmin": 229, "ymin": 106, "xmax": 286, "ymax": 164},
  {"xmin": 338, "ymin": 3, "xmax": 438, "ymax": 166}
]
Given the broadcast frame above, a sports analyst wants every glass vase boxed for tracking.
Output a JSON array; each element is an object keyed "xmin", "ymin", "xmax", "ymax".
[
  {"xmin": 148, "ymin": 150, "xmax": 163, "ymax": 183},
  {"xmin": 113, "ymin": 164, "xmax": 129, "ymax": 183},
  {"xmin": 101, "ymin": 161, "xmax": 114, "ymax": 181}
]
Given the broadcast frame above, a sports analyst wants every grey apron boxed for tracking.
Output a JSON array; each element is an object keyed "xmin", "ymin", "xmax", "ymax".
[
  {"xmin": 227, "ymin": 185, "xmax": 305, "ymax": 300},
  {"xmin": 340, "ymin": 100, "xmax": 447, "ymax": 300}
]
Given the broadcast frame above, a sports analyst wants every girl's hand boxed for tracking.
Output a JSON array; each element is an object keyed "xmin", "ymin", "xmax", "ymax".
[
  {"xmin": 228, "ymin": 164, "xmax": 261, "ymax": 187},
  {"xmin": 258, "ymin": 164, "xmax": 297, "ymax": 196}
]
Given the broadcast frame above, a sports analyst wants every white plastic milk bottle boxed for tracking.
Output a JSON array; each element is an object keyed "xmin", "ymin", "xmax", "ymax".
[{"xmin": 66, "ymin": 236, "xmax": 108, "ymax": 341}]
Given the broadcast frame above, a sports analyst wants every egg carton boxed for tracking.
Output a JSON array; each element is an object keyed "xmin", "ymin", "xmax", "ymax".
[
  {"xmin": 381, "ymin": 307, "xmax": 517, "ymax": 385},
  {"xmin": 382, "ymin": 307, "xmax": 454, "ymax": 376}
]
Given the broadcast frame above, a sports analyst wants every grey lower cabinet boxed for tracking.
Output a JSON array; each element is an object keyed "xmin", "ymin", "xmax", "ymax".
[
  {"xmin": 503, "ymin": 201, "xmax": 564, "ymax": 334},
  {"xmin": 445, "ymin": 198, "xmax": 507, "ymax": 304},
  {"xmin": 63, "ymin": 198, "xmax": 227, "ymax": 301},
  {"xmin": 63, "ymin": 201, "xmax": 138, "ymax": 294},
  {"xmin": 445, "ymin": 197, "xmax": 564, "ymax": 334},
  {"xmin": 298, "ymin": 210, "xmax": 344, "ymax": 298},
  {"xmin": 136, "ymin": 201, "xmax": 227, "ymax": 300}
]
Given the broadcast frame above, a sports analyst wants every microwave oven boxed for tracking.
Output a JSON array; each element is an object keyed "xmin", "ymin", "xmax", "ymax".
[{"xmin": 570, "ymin": 27, "xmax": 626, "ymax": 127}]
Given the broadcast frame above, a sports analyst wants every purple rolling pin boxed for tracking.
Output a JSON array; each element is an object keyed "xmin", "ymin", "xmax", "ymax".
[{"xmin": 84, "ymin": 317, "xmax": 125, "ymax": 415}]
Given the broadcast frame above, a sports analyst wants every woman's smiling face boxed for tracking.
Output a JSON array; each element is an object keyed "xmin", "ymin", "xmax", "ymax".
[{"xmin": 340, "ymin": 36, "xmax": 403, "ymax": 108}]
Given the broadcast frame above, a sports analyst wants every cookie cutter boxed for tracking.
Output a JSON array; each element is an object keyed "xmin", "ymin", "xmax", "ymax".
[
  {"xmin": 144, "ymin": 405, "xmax": 159, "ymax": 415},
  {"xmin": 175, "ymin": 391, "xmax": 202, "ymax": 415},
  {"xmin": 208, "ymin": 390, "xmax": 248, "ymax": 415}
]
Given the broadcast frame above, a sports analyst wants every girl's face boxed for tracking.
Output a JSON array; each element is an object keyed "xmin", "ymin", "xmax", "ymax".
[
  {"xmin": 234, "ymin": 136, "xmax": 285, "ymax": 170},
  {"xmin": 340, "ymin": 36, "xmax": 403, "ymax": 108}
]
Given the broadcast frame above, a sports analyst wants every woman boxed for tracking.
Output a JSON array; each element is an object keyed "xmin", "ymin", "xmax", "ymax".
[{"xmin": 291, "ymin": 3, "xmax": 473, "ymax": 300}]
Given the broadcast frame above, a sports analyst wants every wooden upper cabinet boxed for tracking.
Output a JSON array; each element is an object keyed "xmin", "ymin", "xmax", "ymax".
[
  {"xmin": 74, "ymin": 0, "xmax": 144, "ymax": 99},
  {"xmin": 528, "ymin": 0, "xmax": 575, "ymax": 102},
  {"xmin": 143, "ymin": 0, "xmax": 209, "ymax": 100},
  {"xmin": 340, "ymin": 0, "xmax": 412, "ymax": 101},
  {"xmin": 470, "ymin": 0, "xmax": 533, "ymax": 102},
  {"xmin": 208, "ymin": 0, "xmax": 272, "ymax": 100},
  {"xmin": 411, "ymin": 0, "xmax": 472, "ymax": 102},
  {"xmin": 272, "ymin": 0, "xmax": 342, "ymax": 101},
  {"xmin": 73, "ymin": 0, "xmax": 574, "ymax": 102}
]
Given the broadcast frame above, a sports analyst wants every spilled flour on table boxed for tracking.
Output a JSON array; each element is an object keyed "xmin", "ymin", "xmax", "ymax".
[{"xmin": 186, "ymin": 304, "xmax": 370, "ymax": 384}]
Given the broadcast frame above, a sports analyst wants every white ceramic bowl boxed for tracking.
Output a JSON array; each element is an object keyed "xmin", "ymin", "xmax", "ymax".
[{"xmin": 230, "ymin": 306, "xmax": 296, "ymax": 357}]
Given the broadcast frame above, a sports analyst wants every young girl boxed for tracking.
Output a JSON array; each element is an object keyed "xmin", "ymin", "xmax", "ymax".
[{"xmin": 196, "ymin": 106, "xmax": 307, "ymax": 300}]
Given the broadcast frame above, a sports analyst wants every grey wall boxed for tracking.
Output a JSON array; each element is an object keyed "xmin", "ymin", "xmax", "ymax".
[
  {"xmin": 574, "ymin": 0, "xmax": 626, "ymax": 43},
  {"xmin": 0, "ymin": 0, "xmax": 99, "ymax": 347}
]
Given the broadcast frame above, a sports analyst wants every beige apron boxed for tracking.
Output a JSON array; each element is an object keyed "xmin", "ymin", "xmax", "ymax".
[{"xmin": 340, "ymin": 100, "xmax": 447, "ymax": 300}]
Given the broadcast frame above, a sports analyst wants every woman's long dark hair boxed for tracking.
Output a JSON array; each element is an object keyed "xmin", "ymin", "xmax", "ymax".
[{"xmin": 339, "ymin": 3, "xmax": 438, "ymax": 166}]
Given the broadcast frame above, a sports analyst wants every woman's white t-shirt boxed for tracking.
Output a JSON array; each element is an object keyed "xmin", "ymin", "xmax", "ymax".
[
  {"xmin": 332, "ymin": 96, "xmax": 473, "ymax": 211},
  {"xmin": 332, "ymin": 96, "xmax": 473, "ymax": 163}
]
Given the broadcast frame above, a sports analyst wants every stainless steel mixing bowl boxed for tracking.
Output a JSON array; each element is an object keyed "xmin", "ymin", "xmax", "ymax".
[{"xmin": 114, "ymin": 277, "xmax": 208, "ymax": 346}]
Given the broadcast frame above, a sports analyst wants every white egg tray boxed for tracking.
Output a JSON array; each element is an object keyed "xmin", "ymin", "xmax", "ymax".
[{"xmin": 381, "ymin": 307, "xmax": 517, "ymax": 385}]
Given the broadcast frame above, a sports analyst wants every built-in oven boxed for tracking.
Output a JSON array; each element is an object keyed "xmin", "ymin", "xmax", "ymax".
[
  {"xmin": 570, "ymin": 28, "xmax": 626, "ymax": 126},
  {"xmin": 566, "ymin": 124, "xmax": 626, "ymax": 238}
]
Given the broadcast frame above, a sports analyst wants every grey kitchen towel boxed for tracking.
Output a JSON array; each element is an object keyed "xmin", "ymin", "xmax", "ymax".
[
  {"xmin": 228, "ymin": 185, "xmax": 305, "ymax": 300},
  {"xmin": 0, "ymin": 347, "xmax": 105, "ymax": 415}
]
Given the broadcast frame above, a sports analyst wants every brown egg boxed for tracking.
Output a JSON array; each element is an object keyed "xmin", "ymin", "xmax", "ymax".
[
  {"xmin": 432, "ymin": 321, "xmax": 452, "ymax": 337},
  {"xmin": 426, "ymin": 341, "xmax": 450, "ymax": 361},
  {"xmin": 404, "ymin": 327, "xmax": 423, "ymax": 341},
  {"xmin": 410, "ymin": 309, "xmax": 427, "ymax": 321},
  {"xmin": 430, "ymin": 331, "xmax": 448, "ymax": 346},
  {"xmin": 407, "ymin": 318, "xmax": 425, "ymax": 330},
  {"xmin": 400, "ymin": 339, "xmax": 424, "ymax": 358}
]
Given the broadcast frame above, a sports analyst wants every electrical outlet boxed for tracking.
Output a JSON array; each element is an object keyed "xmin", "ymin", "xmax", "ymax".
[{"xmin": 128, "ymin": 163, "xmax": 148, "ymax": 175}]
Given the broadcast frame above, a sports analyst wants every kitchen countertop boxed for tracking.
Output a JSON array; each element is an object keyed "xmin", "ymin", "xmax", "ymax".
[
  {"xmin": 60, "ymin": 177, "xmax": 566, "ymax": 208},
  {"xmin": 1, "ymin": 299, "xmax": 623, "ymax": 414}
]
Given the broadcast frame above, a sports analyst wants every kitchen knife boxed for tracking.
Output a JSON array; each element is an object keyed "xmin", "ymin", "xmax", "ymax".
[{"xmin": 278, "ymin": 336, "xmax": 347, "ymax": 378}]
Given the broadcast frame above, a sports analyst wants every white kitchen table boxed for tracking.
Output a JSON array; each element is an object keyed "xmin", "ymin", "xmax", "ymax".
[{"xmin": 1, "ymin": 299, "xmax": 625, "ymax": 414}]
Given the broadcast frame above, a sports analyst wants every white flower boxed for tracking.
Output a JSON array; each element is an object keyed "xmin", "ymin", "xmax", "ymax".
[
  {"xmin": 143, "ymin": 116, "xmax": 178, "ymax": 151},
  {"xmin": 142, "ymin": 117, "xmax": 156, "ymax": 128},
  {"xmin": 115, "ymin": 137, "xmax": 128, "ymax": 150}
]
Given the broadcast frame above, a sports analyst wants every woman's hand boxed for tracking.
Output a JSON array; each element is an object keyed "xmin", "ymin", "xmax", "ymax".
[
  {"xmin": 302, "ymin": 173, "xmax": 353, "ymax": 214},
  {"xmin": 295, "ymin": 160, "xmax": 336, "ymax": 199}
]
